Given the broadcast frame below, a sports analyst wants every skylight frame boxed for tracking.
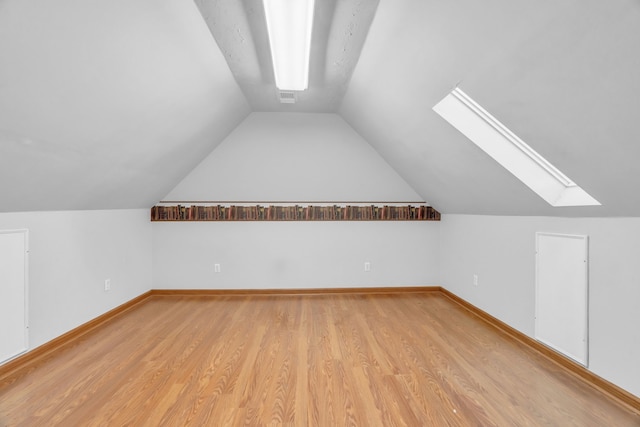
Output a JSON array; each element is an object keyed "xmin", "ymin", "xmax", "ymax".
[{"xmin": 433, "ymin": 88, "xmax": 600, "ymax": 207}]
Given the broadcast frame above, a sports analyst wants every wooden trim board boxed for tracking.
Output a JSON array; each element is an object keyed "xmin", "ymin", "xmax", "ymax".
[
  {"xmin": 1, "ymin": 287, "xmax": 637, "ymax": 414},
  {"xmin": 0, "ymin": 287, "xmax": 437, "ymax": 382},
  {"xmin": 151, "ymin": 286, "xmax": 441, "ymax": 296},
  {"xmin": 439, "ymin": 288, "xmax": 640, "ymax": 414},
  {"xmin": 0, "ymin": 291, "xmax": 153, "ymax": 382}
]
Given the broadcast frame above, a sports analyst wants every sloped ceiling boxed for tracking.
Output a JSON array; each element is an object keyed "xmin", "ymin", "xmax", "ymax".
[
  {"xmin": 2, "ymin": 0, "xmax": 640, "ymax": 216},
  {"xmin": 195, "ymin": 0, "xmax": 378, "ymax": 112},
  {"xmin": 0, "ymin": 0, "xmax": 250, "ymax": 212},
  {"xmin": 341, "ymin": 0, "xmax": 640, "ymax": 216}
]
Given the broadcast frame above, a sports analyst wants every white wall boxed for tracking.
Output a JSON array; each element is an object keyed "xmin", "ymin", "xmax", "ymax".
[
  {"xmin": 153, "ymin": 221, "xmax": 439, "ymax": 289},
  {"xmin": 164, "ymin": 112, "xmax": 423, "ymax": 202},
  {"xmin": 0, "ymin": 209, "xmax": 152, "ymax": 351},
  {"xmin": 440, "ymin": 214, "xmax": 640, "ymax": 397},
  {"xmin": 156, "ymin": 112, "xmax": 439, "ymax": 289}
]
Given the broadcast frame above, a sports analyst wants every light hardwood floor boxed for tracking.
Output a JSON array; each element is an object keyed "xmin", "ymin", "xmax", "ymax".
[{"xmin": 1, "ymin": 292, "xmax": 638, "ymax": 426}]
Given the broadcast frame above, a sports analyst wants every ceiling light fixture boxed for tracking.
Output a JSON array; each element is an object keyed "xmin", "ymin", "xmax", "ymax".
[{"xmin": 263, "ymin": 0, "xmax": 315, "ymax": 91}]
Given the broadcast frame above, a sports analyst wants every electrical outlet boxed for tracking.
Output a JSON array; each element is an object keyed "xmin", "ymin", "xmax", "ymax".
[
  {"xmin": 104, "ymin": 279, "xmax": 111, "ymax": 292},
  {"xmin": 364, "ymin": 262, "xmax": 371, "ymax": 272},
  {"xmin": 214, "ymin": 263, "xmax": 221, "ymax": 273},
  {"xmin": 473, "ymin": 274, "xmax": 478, "ymax": 286}
]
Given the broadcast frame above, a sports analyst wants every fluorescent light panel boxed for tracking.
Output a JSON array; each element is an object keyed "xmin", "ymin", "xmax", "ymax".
[
  {"xmin": 263, "ymin": 0, "xmax": 315, "ymax": 91},
  {"xmin": 433, "ymin": 88, "xmax": 600, "ymax": 207}
]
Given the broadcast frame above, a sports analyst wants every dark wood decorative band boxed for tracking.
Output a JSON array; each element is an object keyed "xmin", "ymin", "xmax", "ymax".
[
  {"xmin": 0, "ymin": 291, "xmax": 153, "ymax": 382},
  {"xmin": 439, "ymin": 288, "xmax": 640, "ymax": 414},
  {"xmin": 150, "ymin": 286, "xmax": 442, "ymax": 297},
  {"xmin": 159, "ymin": 200, "xmax": 428, "ymax": 205},
  {"xmin": 151, "ymin": 204, "xmax": 440, "ymax": 222}
]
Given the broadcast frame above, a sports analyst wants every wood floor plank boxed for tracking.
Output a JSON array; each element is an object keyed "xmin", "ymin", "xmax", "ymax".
[{"xmin": 0, "ymin": 292, "xmax": 638, "ymax": 426}]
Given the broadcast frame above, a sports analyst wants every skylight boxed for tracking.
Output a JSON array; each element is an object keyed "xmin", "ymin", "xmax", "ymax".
[{"xmin": 433, "ymin": 88, "xmax": 600, "ymax": 207}]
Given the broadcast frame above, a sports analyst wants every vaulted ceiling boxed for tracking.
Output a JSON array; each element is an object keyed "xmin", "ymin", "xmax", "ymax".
[
  {"xmin": 1, "ymin": 0, "xmax": 639, "ymax": 216},
  {"xmin": 0, "ymin": 0, "xmax": 250, "ymax": 211}
]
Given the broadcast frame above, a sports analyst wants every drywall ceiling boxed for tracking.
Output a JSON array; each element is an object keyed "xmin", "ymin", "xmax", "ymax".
[
  {"xmin": 195, "ymin": 0, "xmax": 378, "ymax": 112},
  {"xmin": 341, "ymin": 0, "xmax": 640, "ymax": 216},
  {"xmin": 0, "ymin": 0, "xmax": 250, "ymax": 212},
  {"xmin": 1, "ymin": 0, "xmax": 640, "ymax": 216}
]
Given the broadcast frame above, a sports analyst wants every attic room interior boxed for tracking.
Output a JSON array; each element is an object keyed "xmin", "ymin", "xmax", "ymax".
[{"xmin": 1, "ymin": 0, "xmax": 640, "ymax": 424}]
